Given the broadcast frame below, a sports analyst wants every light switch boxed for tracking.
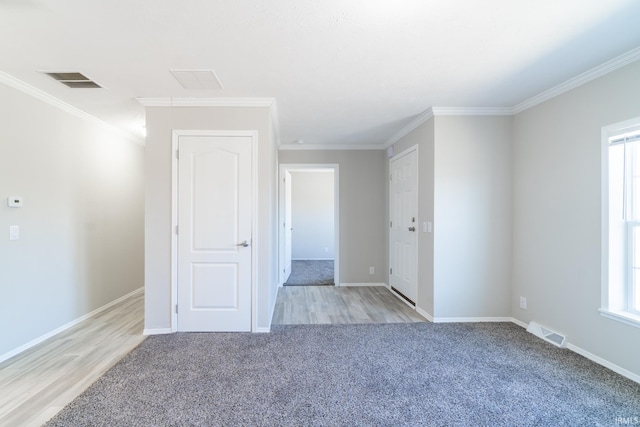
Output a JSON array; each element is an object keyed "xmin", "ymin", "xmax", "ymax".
[{"xmin": 9, "ymin": 225, "xmax": 19, "ymax": 240}]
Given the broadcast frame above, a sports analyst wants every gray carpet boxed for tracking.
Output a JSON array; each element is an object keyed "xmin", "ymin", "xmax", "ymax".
[
  {"xmin": 284, "ymin": 260, "xmax": 334, "ymax": 286},
  {"xmin": 45, "ymin": 323, "xmax": 640, "ymax": 426}
]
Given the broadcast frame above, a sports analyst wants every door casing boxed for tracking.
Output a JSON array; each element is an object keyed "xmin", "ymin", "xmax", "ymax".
[
  {"xmin": 171, "ymin": 130, "xmax": 259, "ymax": 332},
  {"xmin": 278, "ymin": 164, "xmax": 340, "ymax": 286},
  {"xmin": 389, "ymin": 145, "xmax": 419, "ymax": 307}
]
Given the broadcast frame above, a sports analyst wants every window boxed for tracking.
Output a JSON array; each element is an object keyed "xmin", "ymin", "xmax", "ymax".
[{"xmin": 602, "ymin": 118, "xmax": 640, "ymax": 327}]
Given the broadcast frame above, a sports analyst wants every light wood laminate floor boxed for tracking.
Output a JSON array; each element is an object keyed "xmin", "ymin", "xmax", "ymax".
[
  {"xmin": 272, "ymin": 285, "xmax": 426, "ymax": 325},
  {"xmin": 0, "ymin": 289, "xmax": 145, "ymax": 427}
]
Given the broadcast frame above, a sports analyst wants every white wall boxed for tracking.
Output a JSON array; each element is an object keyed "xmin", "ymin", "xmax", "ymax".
[
  {"xmin": 290, "ymin": 171, "xmax": 334, "ymax": 260},
  {"xmin": 0, "ymin": 79, "xmax": 144, "ymax": 358},
  {"xmin": 433, "ymin": 116, "xmax": 512, "ymax": 319},
  {"xmin": 279, "ymin": 150, "xmax": 386, "ymax": 284},
  {"xmin": 144, "ymin": 106, "xmax": 278, "ymax": 331},
  {"xmin": 512, "ymin": 59, "xmax": 640, "ymax": 377}
]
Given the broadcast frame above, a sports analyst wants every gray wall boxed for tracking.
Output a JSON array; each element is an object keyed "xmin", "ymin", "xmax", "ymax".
[
  {"xmin": 0, "ymin": 80, "xmax": 144, "ymax": 358},
  {"xmin": 433, "ymin": 116, "xmax": 512, "ymax": 318},
  {"xmin": 290, "ymin": 171, "xmax": 335, "ymax": 260},
  {"xmin": 279, "ymin": 150, "xmax": 386, "ymax": 284},
  {"xmin": 144, "ymin": 106, "xmax": 278, "ymax": 331},
  {"xmin": 390, "ymin": 116, "xmax": 511, "ymax": 319},
  {"xmin": 512, "ymin": 59, "xmax": 640, "ymax": 376}
]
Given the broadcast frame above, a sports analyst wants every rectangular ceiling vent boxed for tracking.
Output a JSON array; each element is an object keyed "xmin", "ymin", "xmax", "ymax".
[
  {"xmin": 170, "ymin": 69, "xmax": 224, "ymax": 90},
  {"xmin": 44, "ymin": 72, "xmax": 102, "ymax": 88}
]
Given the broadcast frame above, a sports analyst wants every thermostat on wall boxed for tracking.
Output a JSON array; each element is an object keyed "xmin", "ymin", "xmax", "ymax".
[{"xmin": 7, "ymin": 196, "xmax": 23, "ymax": 207}]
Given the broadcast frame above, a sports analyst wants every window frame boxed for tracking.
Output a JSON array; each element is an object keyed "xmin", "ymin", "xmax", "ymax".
[
  {"xmin": 601, "ymin": 118, "xmax": 640, "ymax": 328},
  {"xmin": 627, "ymin": 222, "xmax": 640, "ymax": 315}
]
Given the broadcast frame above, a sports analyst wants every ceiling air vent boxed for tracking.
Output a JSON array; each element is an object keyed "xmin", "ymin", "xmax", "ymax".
[
  {"xmin": 44, "ymin": 72, "xmax": 102, "ymax": 88},
  {"xmin": 170, "ymin": 69, "xmax": 224, "ymax": 90}
]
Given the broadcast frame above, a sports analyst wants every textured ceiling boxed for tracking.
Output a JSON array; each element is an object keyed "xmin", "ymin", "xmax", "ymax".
[{"xmin": 1, "ymin": 0, "xmax": 639, "ymax": 147}]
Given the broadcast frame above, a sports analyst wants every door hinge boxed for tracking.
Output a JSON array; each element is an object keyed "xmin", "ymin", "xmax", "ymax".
[
  {"xmin": 175, "ymin": 225, "xmax": 179, "ymax": 235},
  {"xmin": 175, "ymin": 304, "xmax": 178, "ymax": 314},
  {"xmin": 176, "ymin": 150, "xmax": 179, "ymax": 160},
  {"xmin": 390, "ymin": 268, "xmax": 393, "ymax": 275},
  {"xmin": 390, "ymin": 221, "xmax": 392, "ymax": 227}
]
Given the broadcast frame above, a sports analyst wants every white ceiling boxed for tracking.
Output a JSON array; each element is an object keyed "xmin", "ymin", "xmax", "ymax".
[{"xmin": 1, "ymin": 0, "xmax": 640, "ymax": 147}]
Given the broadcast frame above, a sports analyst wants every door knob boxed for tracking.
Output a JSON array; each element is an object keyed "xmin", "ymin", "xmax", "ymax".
[
  {"xmin": 237, "ymin": 240, "xmax": 249, "ymax": 247},
  {"xmin": 408, "ymin": 227, "xmax": 416, "ymax": 232}
]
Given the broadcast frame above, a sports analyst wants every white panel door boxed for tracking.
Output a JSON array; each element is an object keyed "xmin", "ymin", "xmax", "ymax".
[
  {"xmin": 389, "ymin": 148, "xmax": 418, "ymax": 304},
  {"xmin": 177, "ymin": 135, "xmax": 252, "ymax": 332},
  {"xmin": 283, "ymin": 171, "xmax": 293, "ymax": 282}
]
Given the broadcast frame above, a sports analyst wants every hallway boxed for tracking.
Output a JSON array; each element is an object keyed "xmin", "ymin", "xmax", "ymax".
[{"xmin": 272, "ymin": 285, "xmax": 426, "ymax": 325}]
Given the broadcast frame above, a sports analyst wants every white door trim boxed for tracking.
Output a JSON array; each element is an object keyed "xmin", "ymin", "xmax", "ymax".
[
  {"xmin": 278, "ymin": 164, "xmax": 340, "ymax": 286},
  {"xmin": 390, "ymin": 144, "xmax": 419, "ymax": 164},
  {"xmin": 388, "ymin": 144, "xmax": 419, "ymax": 306},
  {"xmin": 171, "ymin": 130, "xmax": 259, "ymax": 332}
]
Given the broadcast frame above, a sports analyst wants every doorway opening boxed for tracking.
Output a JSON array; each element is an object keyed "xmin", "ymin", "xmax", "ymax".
[{"xmin": 279, "ymin": 164, "xmax": 339, "ymax": 287}]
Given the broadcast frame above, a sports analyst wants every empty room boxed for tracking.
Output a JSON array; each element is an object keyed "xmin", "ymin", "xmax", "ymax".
[{"xmin": 1, "ymin": 1, "xmax": 640, "ymax": 425}]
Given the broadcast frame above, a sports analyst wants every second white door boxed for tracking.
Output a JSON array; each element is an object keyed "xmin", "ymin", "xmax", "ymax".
[
  {"xmin": 283, "ymin": 171, "xmax": 293, "ymax": 283},
  {"xmin": 389, "ymin": 148, "xmax": 418, "ymax": 304}
]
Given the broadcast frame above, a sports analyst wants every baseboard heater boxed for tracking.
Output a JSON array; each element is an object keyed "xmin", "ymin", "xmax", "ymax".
[
  {"xmin": 391, "ymin": 286, "xmax": 415, "ymax": 306},
  {"xmin": 526, "ymin": 321, "xmax": 567, "ymax": 348}
]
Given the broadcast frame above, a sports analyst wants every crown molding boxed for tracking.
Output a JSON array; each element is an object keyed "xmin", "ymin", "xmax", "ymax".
[
  {"xmin": 431, "ymin": 106, "xmax": 513, "ymax": 116},
  {"xmin": 382, "ymin": 106, "xmax": 511, "ymax": 149},
  {"xmin": 512, "ymin": 46, "xmax": 640, "ymax": 114},
  {"xmin": 0, "ymin": 71, "xmax": 143, "ymax": 145},
  {"xmin": 383, "ymin": 46, "xmax": 640, "ymax": 149},
  {"xmin": 137, "ymin": 97, "xmax": 276, "ymax": 108},
  {"xmin": 138, "ymin": 97, "xmax": 281, "ymax": 145},
  {"xmin": 279, "ymin": 143, "xmax": 384, "ymax": 151},
  {"xmin": 270, "ymin": 99, "xmax": 281, "ymax": 146},
  {"xmin": 382, "ymin": 108, "xmax": 434, "ymax": 148}
]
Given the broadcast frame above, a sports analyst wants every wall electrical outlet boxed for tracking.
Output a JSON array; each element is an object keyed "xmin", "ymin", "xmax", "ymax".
[
  {"xmin": 519, "ymin": 296, "xmax": 527, "ymax": 310},
  {"xmin": 369, "ymin": 266, "xmax": 375, "ymax": 275}
]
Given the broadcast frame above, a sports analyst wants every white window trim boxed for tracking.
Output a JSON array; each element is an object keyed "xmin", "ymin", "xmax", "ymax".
[
  {"xmin": 601, "ymin": 117, "xmax": 640, "ymax": 329},
  {"xmin": 599, "ymin": 308, "xmax": 640, "ymax": 328}
]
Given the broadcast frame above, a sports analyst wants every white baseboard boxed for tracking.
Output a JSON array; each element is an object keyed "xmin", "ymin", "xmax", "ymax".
[
  {"xmin": 416, "ymin": 306, "xmax": 434, "ymax": 322},
  {"xmin": 143, "ymin": 328, "xmax": 173, "ymax": 335},
  {"xmin": 510, "ymin": 317, "xmax": 528, "ymax": 328},
  {"xmin": 567, "ymin": 343, "xmax": 640, "ymax": 384},
  {"xmin": 0, "ymin": 286, "xmax": 144, "ymax": 364},
  {"xmin": 291, "ymin": 258, "xmax": 334, "ymax": 261},
  {"xmin": 510, "ymin": 317, "xmax": 639, "ymax": 384},
  {"xmin": 433, "ymin": 316, "xmax": 514, "ymax": 323},
  {"xmin": 255, "ymin": 327, "xmax": 271, "ymax": 333},
  {"xmin": 339, "ymin": 282, "xmax": 386, "ymax": 287}
]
